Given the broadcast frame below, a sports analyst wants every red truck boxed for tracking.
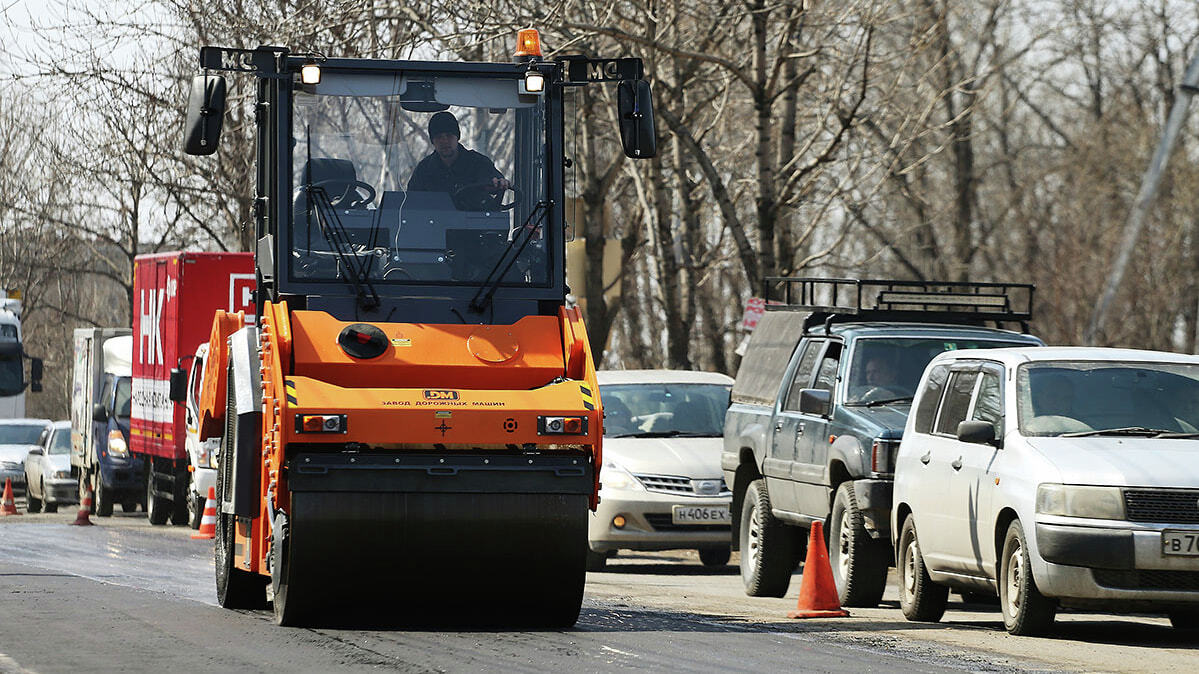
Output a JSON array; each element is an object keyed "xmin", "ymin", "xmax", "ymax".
[{"xmin": 131, "ymin": 252, "xmax": 254, "ymax": 525}]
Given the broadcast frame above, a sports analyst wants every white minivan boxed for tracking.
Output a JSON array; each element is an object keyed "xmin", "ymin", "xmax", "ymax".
[{"xmin": 893, "ymin": 347, "xmax": 1199, "ymax": 635}]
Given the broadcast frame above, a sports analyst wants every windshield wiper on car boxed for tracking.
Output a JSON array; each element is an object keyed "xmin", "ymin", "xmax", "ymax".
[
  {"xmin": 608, "ymin": 431, "xmax": 715, "ymax": 439},
  {"xmin": 468, "ymin": 200, "xmax": 550, "ymax": 314},
  {"xmin": 861, "ymin": 396, "xmax": 914, "ymax": 408},
  {"xmin": 1061, "ymin": 426, "xmax": 1175, "ymax": 438}
]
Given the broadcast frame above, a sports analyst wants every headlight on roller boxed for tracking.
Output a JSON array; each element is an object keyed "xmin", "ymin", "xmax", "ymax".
[
  {"xmin": 107, "ymin": 430, "xmax": 128, "ymax": 458},
  {"xmin": 1036, "ymin": 483, "xmax": 1125, "ymax": 520},
  {"xmin": 600, "ymin": 461, "xmax": 644, "ymax": 492}
]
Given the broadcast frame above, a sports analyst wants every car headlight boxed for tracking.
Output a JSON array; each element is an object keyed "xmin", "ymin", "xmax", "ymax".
[
  {"xmin": 198, "ymin": 439, "xmax": 220, "ymax": 469},
  {"xmin": 107, "ymin": 430, "xmax": 129, "ymax": 458},
  {"xmin": 1036, "ymin": 483, "xmax": 1125, "ymax": 519},
  {"xmin": 601, "ymin": 461, "xmax": 644, "ymax": 492}
]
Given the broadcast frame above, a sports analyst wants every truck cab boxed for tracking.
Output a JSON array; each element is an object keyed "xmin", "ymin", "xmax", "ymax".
[
  {"xmin": 71, "ymin": 330, "xmax": 143, "ymax": 515},
  {"xmin": 181, "ymin": 342, "xmax": 219, "ymax": 528},
  {"xmin": 724, "ymin": 278, "xmax": 1042, "ymax": 606}
]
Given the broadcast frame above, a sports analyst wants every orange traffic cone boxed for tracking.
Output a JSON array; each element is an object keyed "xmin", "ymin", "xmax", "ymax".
[
  {"xmin": 787, "ymin": 520, "xmax": 850, "ymax": 619},
  {"xmin": 71, "ymin": 483, "xmax": 94, "ymax": 526},
  {"xmin": 191, "ymin": 486, "xmax": 217, "ymax": 540},
  {"xmin": 1, "ymin": 478, "xmax": 20, "ymax": 516}
]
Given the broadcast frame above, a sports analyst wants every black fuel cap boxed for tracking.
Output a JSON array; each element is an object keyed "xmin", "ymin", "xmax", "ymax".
[{"xmin": 337, "ymin": 323, "xmax": 388, "ymax": 359}]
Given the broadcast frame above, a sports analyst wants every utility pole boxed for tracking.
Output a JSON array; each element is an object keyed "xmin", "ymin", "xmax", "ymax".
[{"xmin": 1084, "ymin": 51, "xmax": 1199, "ymax": 345}]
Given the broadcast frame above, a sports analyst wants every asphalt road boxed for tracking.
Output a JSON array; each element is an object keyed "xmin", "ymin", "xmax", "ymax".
[{"xmin": 1, "ymin": 507, "xmax": 1196, "ymax": 673}]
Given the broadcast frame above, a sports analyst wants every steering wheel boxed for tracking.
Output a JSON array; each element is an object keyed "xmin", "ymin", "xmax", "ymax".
[
  {"xmin": 860, "ymin": 386, "xmax": 903, "ymax": 403},
  {"xmin": 451, "ymin": 182, "xmax": 520, "ymax": 211},
  {"xmin": 310, "ymin": 179, "xmax": 376, "ymax": 209}
]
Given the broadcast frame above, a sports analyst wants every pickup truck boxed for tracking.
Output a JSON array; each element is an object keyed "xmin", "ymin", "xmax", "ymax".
[{"xmin": 722, "ymin": 278, "xmax": 1042, "ymax": 606}]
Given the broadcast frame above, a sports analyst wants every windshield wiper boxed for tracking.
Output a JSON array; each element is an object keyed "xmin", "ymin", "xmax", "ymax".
[
  {"xmin": 609, "ymin": 431, "xmax": 714, "ymax": 439},
  {"xmin": 304, "ymin": 127, "xmax": 380, "ymax": 311},
  {"xmin": 1061, "ymin": 426, "xmax": 1174, "ymax": 438},
  {"xmin": 468, "ymin": 200, "xmax": 550, "ymax": 314},
  {"xmin": 863, "ymin": 396, "xmax": 914, "ymax": 408}
]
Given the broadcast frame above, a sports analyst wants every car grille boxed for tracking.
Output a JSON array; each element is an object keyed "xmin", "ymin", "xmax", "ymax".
[
  {"xmin": 633, "ymin": 474, "xmax": 731, "ymax": 497},
  {"xmin": 644, "ymin": 514, "xmax": 729, "ymax": 532},
  {"xmin": 1123, "ymin": 488, "xmax": 1199, "ymax": 524},
  {"xmin": 0, "ymin": 461, "xmax": 20, "ymax": 471},
  {"xmin": 1093, "ymin": 569, "xmax": 1199, "ymax": 592}
]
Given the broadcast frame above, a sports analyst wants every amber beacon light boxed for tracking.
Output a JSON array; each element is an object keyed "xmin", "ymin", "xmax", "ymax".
[{"xmin": 514, "ymin": 28, "xmax": 542, "ymax": 58}]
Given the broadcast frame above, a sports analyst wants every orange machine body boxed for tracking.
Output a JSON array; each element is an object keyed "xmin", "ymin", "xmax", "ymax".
[{"xmin": 198, "ymin": 301, "xmax": 603, "ymax": 579}]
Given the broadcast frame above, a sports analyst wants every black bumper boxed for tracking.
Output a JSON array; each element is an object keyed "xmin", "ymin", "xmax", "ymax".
[
  {"xmin": 853, "ymin": 478, "xmax": 893, "ymax": 538},
  {"xmin": 288, "ymin": 452, "xmax": 594, "ymax": 494},
  {"xmin": 1036, "ymin": 523, "xmax": 1134, "ymax": 569}
]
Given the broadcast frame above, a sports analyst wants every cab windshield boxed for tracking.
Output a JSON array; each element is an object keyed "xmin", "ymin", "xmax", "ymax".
[
  {"xmin": 600, "ymin": 384, "xmax": 732, "ymax": 438},
  {"xmin": 290, "ymin": 71, "xmax": 548, "ymax": 289},
  {"xmin": 50, "ymin": 430, "xmax": 72, "ymax": 455},
  {"xmin": 846, "ymin": 337, "xmax": 1033, "ymax": 404},
  {"xmin": 0, "ymin": 352, "xmax": 21, "ymax": 397},
  {"xmin": 1017, "ymin": 361, "xmax": 1199, "ymax": 437}
]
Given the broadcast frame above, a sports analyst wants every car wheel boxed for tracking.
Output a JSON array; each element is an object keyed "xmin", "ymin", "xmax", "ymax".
[
  {"xmin": 188, "ymin": 488, "xmax": 204, "ymax": 530},
  {"xmin": 698, "ymin": 547, "xmax": 731, "ymax": 567},
  {"xmin": 999, "ymin": 519, "xmax": 1057, "ymax": 635},
  {"xmin": 45, "ymin": 502, "xmax": 58, "ymax": 513},
  {"xmin": 739, "ymin": 478, "xmax": 799, "ymax": 597},
  {"xmin": 94, "ymin": 474, "xmax": 114, "ymax": 517},
  {"xmin": 829, "ymin": 482, "xmax": 888, "ymax": 607},
  {"xmin": 25, "ymin": 480, "xmax": 42, "ymax": 514},
  {"xmin": 585, "ymin": 548, "xmax": 608, "ymax": 572},
  {"xmin": 1168, "ymin": 609, "xmax": 1199, "ymax": 630},
  {"xmin": 897, "ymin": 514, "xmax": 947, "ymax": 622}
]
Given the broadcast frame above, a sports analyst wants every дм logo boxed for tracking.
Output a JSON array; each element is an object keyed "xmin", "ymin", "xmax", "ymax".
[{"xmin": 423, "ymin": 390, "xmax": 459, "ymax": 400}]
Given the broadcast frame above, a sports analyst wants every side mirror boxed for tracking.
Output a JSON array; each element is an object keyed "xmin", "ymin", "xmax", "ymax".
[
  {"xmin": 27, "ymin": 447, "xmax": 43, "ymax": 456},
  {"xmin": 29, "ymin": 357, "xmax": 42, "ymax": 393},
  {"xmin": 957, "ymin": 420, "xmax": 999, "ymax": 447},
  {"xmin": 169, "ymin": 368, "xmax": 188, "ymax": 403},
  {"xmin": 798, "ymin": 388, "xmax": 832, "ymax": 417},
  {"xmin": 92, "ymin": 403, "xmax": 109, "ymax": 423},
  {"xmin": 183, "ymin": 74, "xmax": 227, "ymax": 155},
  {"xmin": 617, "ymin": 79, "xmax": 657, "ymax": 159}
]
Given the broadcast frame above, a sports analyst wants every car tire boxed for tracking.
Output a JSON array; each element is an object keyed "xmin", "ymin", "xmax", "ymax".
[
  {"xmin": 146, "ymin": 461, "xmax": 170, "ymax": 525},
  {"xmin": 897, "ymin": 514, "xmax": 947, "ymax": 622},
  {"xmin": 170, "ymin": 472, "xmax": 190, "ymax": 526},
  {"xmin": 585, "ymin": 549, "xmax": 608, "ymax": 572},
  {"xmin": 25, "ymin": 481, "xmax": 42, "ymax": 513},
  {"xmin": 698, "ymin": 547, "xmax": 731, "ymax": 567},
  {"xmin": 94, "ymin": 474, "xmax": 114, "ymax": 517},
  {"xmin": 45, "ymin": 502, "xmax": 58, "ymax": 513},
  {"xmin": 999, "ymin": 519, "xmax": 1057, "ymax": 635},
  {"xmin": 829, "ymin": 482, "xmax": 888, "ymax": 607},
  {"xmin": 1168, "ymin": 609, "xmax": 1199, "ymax": 630},
  {"xmin": 188, "ymin": 488, "xmax": 204, "ymax": 530},
  {"xmin": 739, "ymin": 478, "xmax": 799, "ymax": 597}
]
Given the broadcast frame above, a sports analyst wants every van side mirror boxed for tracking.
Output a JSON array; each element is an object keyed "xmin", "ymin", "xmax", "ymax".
[
  {"xmin": 957, "ymin": 420, "xmax": 999, "ymax": 447},
  {"xmin": 183, "ymin": 74, "xmax": 227, "ymax": 155},
  {"xmin": 618, "ymin": 79, "xmax": 656, "ymax": 159},
  {"xmin": 798, "ymin": 388, "xmax": 832, "ymax": 417},
  {"xmin": 92, "ymin": 403, "xmax": 109, "ymax": 423},
  {"xmin": 29, "ymin": 357, "xmax": 42, "ymax": 393},
  {"xmin": 27, "ymin": 447, "xmax": 42, "ymax": 456},
  {"xmin": 169, "ymin": 368, "xmax": 188, "ymax": 403}
]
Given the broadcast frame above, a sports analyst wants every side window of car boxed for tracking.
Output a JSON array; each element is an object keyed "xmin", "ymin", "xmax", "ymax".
[
  {"xmin": 813, "ymin": 343, "xmax": 842, "ymax": 394},
  {"xmin": 934, "ymin": 370, "xmax": 979, "ymax": 436},
  {"xmin": 782, "ymin": 341, "xmax": 823, "ymax": 411},
  {"xmin": 99, "ymin": 375, "xmax": 115, "ymax": 414},
  {"xmin": 971, "ymin": 369, "xmax": 1004, "ymax": 434},
  {"xmin": 913, "ymin": 364, "xmax": 950, "ymax": 434}
]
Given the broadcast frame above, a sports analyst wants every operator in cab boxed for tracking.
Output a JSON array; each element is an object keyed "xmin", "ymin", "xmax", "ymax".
[{"xmin": 408, "ymin": 111, "xmax": 510, "ymax": 210}]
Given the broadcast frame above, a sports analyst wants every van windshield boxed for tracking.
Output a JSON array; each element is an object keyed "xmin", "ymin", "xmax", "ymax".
[{"xmin": 1017, "ymin": 361, "xmax": 1199, "ymax": 437}]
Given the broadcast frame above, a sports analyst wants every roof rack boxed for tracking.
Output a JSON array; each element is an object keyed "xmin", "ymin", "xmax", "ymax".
[{"xmin": 763, "ymin": 277, "xmax": 1034, "ymax": 332}]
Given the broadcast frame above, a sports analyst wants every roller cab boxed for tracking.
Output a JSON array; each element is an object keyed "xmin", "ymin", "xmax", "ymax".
[{"xmin": 184, "ymin": 34, "xmax": 655, "ymax": 626}]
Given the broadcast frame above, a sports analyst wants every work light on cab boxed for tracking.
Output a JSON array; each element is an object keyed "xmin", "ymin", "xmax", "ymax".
[{"xmin": 300, "ymin": 58, "xmax": 321, "ymax": 85}]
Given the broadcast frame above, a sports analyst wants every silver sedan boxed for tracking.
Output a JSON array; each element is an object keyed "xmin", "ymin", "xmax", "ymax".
[{"xmin": 24, "ymin": 420, "xmax": 77, "ymax": 513}]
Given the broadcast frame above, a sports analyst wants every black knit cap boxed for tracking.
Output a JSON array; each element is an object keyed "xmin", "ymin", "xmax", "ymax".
[{"xmin": 428, "ymin": 111, "xmax": 460, "ymax": 140}]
